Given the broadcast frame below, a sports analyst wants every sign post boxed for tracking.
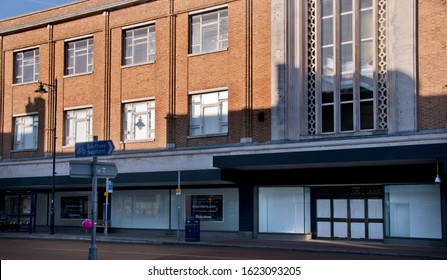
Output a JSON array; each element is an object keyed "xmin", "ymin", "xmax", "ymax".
[
  {"xmin": 70, "ymin": 137, "xmax": 116, "ymax": 260},
  {"xmin": 88, "ymin": 144, "xmax": 98, "ymax": 260},
  {"xmin": 104, "ymin": 179, "xmax": 113, "ymax": 237},
  {"xmin": 176, "ymin": 171, "xmax": 181, "ymax": 241}
]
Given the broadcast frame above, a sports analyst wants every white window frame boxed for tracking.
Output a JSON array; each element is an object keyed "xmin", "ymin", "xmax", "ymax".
[
  {"xmin": 14, "ymin": 48, "xmax": 39, "ymax": 84},
  {"xmin": 122, "ymin": 100, "xmax": 155, "ymax": 142},
  {"xmin": 13, "ymin": 114, "xmax": 38, "ymax": 151},
  {"xmin": 189, "ymin": 90, "xmax": 228, "ymax": 137},
  {"xmin": 123, "ymin": 24, "xmax": 156, "ymax": 66},
  {"xmin": 65, "ymin": 37, "xmax": 94, "ymax": 76},
  {"xmin": 64, "ymin": 107, "xmax": 93, "ymax": 146},
  {"xmin": 190, "ymin": 8, "xmax": 228, "ymax": 54}
]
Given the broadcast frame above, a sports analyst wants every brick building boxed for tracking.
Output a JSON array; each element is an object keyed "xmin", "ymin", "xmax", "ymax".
[{"xmin": 0, "ymin": 0, "xmax": 446, "ymax": 245}]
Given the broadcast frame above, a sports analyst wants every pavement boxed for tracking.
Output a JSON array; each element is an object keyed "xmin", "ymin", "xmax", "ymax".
[{"xmin": 1, "ymin": 227, "xmax": 447, "ymax": 260}]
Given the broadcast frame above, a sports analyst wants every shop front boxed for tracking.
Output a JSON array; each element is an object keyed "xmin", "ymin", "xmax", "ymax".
[{"xmin": 215, "ymin": 142, "xmax": 447, "ymax": 245}]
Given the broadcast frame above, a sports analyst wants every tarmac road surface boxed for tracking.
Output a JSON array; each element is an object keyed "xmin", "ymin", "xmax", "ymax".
[{"xmin": 0, "ymin": 238, "xmax": 437, "ymax": 260}]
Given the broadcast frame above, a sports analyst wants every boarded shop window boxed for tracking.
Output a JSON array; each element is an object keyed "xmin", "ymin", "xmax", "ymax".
[{"xmin": 385, "ymin": 185, "xmax": 442, "ymax": 239}]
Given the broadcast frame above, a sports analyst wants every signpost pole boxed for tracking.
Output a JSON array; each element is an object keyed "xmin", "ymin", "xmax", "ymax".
[
  {"xmin": 177, "ymin": 170, "xmax": 181, "ymax": 241},
  {"xmin": 88, "ymin": 136, "xmax": 98, "ymax": 260},
  {"xmin": 105, "ymin": 178, "xmax": 109, "ymax": 237}
]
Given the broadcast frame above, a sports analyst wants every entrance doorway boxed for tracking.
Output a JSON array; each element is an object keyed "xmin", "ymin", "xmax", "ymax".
[{"xmin": 314, "ymin": 187, "xmax": 384, "ymax": 240}]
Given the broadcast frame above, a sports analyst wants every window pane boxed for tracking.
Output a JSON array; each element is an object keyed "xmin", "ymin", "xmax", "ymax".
[
  {"xmin": 202, "ymin": 92, "xmax": 218, "ymax": 104},
  {"xmin": 360, "ymin": 9, "xmax": 373, "ymax": 39},
  {"xmin": 340, "ymin": 87, "xmax": 353, "ymax": 102},
  {"xmin": 317, "ymin": 222, "xmax": 331, "ymax": 237},
  {"xmin": 202, "ymin": 11, "xmax": 218, "ymax": 24},
  {"xmin": 360, "ymin": 40, "xmax": 373, "ymax": 80},
  {"xmin": 191, "ymin": 21, "xmax": 201, "ymax": 46},
  {"xmin": 134, "ymin": 41, "xmax": 148, "ymax": 64},
  {"xmin": 368, "ymin": 223, "xmax": 383, "ymax": 239},
  {"xmin": 322, "ymin": 105, "xmax": 334, "ymax": 133},
  {"xmin": 360, "ymin": 0, "xmax": 373, "ymax": 10},
  {"xmin": 317, "ymin": 199, "xmax": 331, "ymax": 218},
  {"xmin": 341, "ymin": 43, "xmax": 353, "ymax": 78},
  {"xmin": 221, "ymin": 100, "xmax": 228, "ymax": 123},
  {"xmin": 134, "ymin": 115, "xmax": 148, "ymax": 140},
  {"xmin": 350, "ymin": 199, "xmax": 365, "ymax": 219},
  {"xmin": 76, "ymin": 121, "xmax": 88, "ymax": 142},
  {"xmin": 334, "ymin": 222, "xmax": 348, "ymax": 238},
  {"xmin": 322, "ymin": 47, "xmax": 334, "ymax": 76},
  {"xmin": 333, "ymin": 199, "xmax": 347, "ymax": 218},
  {"xmin": 321, "ymin": 86, "xmax": 334, "ymax": 103},
  {"xmin": 340, "ymin": 0, "xmax": 352, "ymax": 13},
  {"xmin": 75, "ymin": 51, "xmax": 87, "ymax": 73},
  {"xmin": 360, "ymin": 100, "xmax": 374, "ymax": 130},
  {"xmin": 202, "ymin": 23, "xmax": 218, "ymax": 52},
  {"xmin": 219, "ymin": 11, "xmax": 228, "ymax": 49},
  {"xmin": 321, "ymin": 18, "xmax": 333, "ymax": 46},
  {"xmin": 23, "ymin": 63, "xmax": 34, "ymax": 83},
  {"xmin": 321, "ymin": 0, "xmax": 333, "ymax": 17},
  {"xmin": 368, "ymin": 199, "xmax": 383, "ymax": 219},
  {"xmin": 351, "ymin": 222, "xmax": 365, "ymax": 239},
  {"xmin": 340, "ymin": 102, "xmax": 353, "ymax": 131},
  {"xmin": 340, "ymin": 13, "xmax": 352, "ymax": 43},
  {"xmin": 203, "ymin": 106, "xmax": 219, "ymax": 134}
]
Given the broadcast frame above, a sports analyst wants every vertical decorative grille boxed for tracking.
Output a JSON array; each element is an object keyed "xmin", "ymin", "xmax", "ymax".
[
  {"xmin": 307, "ymin": 0, "xmax": 317, "ymax": 135},
  {"xmin": 377, "ymin": 0, "xmax": 388, "ymax": 129}
]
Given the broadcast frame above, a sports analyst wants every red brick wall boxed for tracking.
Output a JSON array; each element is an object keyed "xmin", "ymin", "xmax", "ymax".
[
  {"xmin": 418, "ymin": 0, "xmax": 447, "ymax": 130},
  {"xmin": 0, "ymin": 0, "xmax": 272, "ymax": 159}
]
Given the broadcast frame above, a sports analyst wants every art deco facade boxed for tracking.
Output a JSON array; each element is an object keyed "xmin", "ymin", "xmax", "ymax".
[{"xmin": 0, "ymin": 0, "xmax": 446, "ymax": 245}]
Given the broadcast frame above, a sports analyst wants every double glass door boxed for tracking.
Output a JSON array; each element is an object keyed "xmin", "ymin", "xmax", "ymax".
[{"xmin": 316, "ymin": 197, "xmax": 384, "ymax": 240}]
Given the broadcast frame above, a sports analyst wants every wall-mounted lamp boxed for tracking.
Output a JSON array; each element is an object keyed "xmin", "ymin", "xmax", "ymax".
[{"xmin": 435, "ymin": 160, "xmax": 441, "ymax": 184}]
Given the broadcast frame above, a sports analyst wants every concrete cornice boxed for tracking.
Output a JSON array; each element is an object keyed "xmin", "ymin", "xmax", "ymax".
[
  {"xmin": 1, "ymin": 131, "xmax": 446, "ymax": 167},
  {"xmin": 0, "ymin": 0, "xmax": 153, "ymax": 36}
]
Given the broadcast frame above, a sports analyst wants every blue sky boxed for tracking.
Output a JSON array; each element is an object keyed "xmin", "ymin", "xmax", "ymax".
[{"xmin": 0, "ymin": 0, "xmax": 76, "ymax": 20}]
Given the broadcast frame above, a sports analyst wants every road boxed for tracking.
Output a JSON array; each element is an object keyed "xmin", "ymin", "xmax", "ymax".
[{"xmin": 0, "ymin": 238, "xmax": 424, "ymax": 260}]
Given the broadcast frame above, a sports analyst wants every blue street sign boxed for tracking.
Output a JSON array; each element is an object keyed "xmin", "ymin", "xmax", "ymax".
[
  {"xmin": 107, "ymin": 180, "xmax": 113, "ymax": 193},
  {"xmin": 75, "ymin": 140, "xmax": 115, "ymax": 158}
]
